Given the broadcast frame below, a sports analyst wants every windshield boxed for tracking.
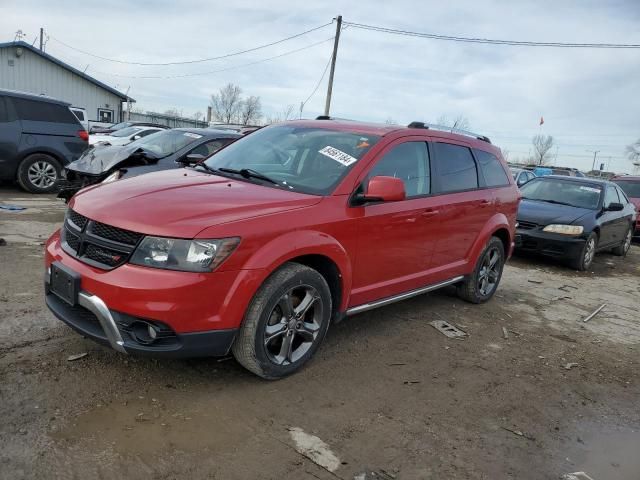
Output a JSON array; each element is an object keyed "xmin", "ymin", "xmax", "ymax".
[
  {"xmin": 613, "ymin": 180, "xmax": 640, "ymax": 198},
  {"xmin": 132, "ymin": 130, "xmax": 203, "ymax": 158},
  {"xmin": 204, "ymin": 125, "xmax": 380, "ymax": 195},
  {"xmin": 520, "ymin": 178, "xmax": 602, "ymax": 209},
  {"xmin": 111, "ymin": 126, "xmax": 143, "ymax": 138},
  {"xmin": 109, "ymin": 122, "xmax": 132, "ymax": 131}
]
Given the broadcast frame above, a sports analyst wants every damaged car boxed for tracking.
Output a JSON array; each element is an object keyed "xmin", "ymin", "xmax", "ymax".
[{"xmin": 58, "ymin": 128, "xmax": 241, "ymax": 201}]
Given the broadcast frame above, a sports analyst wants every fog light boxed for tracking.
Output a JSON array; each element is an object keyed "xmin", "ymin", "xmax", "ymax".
[{"xmin": 148, "ymin": 324, "xmax": 157, "ymax": 340}]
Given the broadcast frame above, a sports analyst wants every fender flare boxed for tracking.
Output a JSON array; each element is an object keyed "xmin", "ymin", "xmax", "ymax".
[
  {"xmin": 467, "ymin": 213, "xmax": 513, "ymax": 263},
  {"xmin": 240, "ymin": 230, "xmax": 353, "ymax": 311}
]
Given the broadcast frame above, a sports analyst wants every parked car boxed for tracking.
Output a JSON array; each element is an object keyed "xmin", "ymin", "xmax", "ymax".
[
  {"xmin": 515, "ymin": 176, "xmax": 636, "ymax": 270},
  {"xmin": 69, "ymin": 107, "xmax": 88, "ymax": 132},
  {"xmin": 510, "ymin": 167, "xmax": 536, "ymax": 187},
  {"xmin": 89, "ymin": 121, "xmax": 169, "ymax": 135},
  {"xmin": 89, "ymin": 126, "xmax": 165, "ymax": 147},
  {"xmin": 58, "ymin": 128, "xmax": 241, "ymax": 200},
  {"xmin": 0, "ymin": 88, "xmax": 88, "ymax": 193},
  {"xmin": 611, "ymin": 175, "xmax": 640, "ymax": 237},
  {"xmin": 44, "ymin": 118, "xmax": 519, "ymax": 378}
]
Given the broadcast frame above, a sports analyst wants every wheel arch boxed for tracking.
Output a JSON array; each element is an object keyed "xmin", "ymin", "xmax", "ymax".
[
  {"xmin": 467, "ymin": 213, "xmax": 514, "ymax": 265},
  {"xmin": 16, "ymin": 150, "xmax": 64, "ymax": 178}
]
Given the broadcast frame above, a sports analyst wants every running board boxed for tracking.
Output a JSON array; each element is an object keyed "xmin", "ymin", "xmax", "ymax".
[{"xmin": 346, "ymin": 276, "xmax": 465, "ymax": 316}]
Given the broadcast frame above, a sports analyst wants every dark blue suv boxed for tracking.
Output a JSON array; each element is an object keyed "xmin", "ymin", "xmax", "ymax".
[{"xmin": 0, "ymin": 89, "xmax": 88, "ymax": 193}]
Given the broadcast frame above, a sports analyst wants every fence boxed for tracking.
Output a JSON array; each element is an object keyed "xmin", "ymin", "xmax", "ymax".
[{"xmin": 127, "ymin": 111, "xmax": 208, "ymax": 128}]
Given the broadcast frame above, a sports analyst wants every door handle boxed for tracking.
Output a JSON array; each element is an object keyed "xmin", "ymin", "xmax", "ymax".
[
  {"xmin": 421, "ymin": 209, "xmax": 440, "ymax": 218},
  {"xmin": 479, "ymin": 200, "xmax": 491, "ymax": 206}
]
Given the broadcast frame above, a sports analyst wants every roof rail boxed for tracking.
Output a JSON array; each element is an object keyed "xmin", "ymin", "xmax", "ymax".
[{"xmin": 407, "ymin": 121, "xmax": 491, "ymax": 144}]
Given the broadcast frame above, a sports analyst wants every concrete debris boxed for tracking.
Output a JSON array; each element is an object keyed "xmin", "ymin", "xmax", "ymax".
[
  {"xmin": 564, "ymin": 363, "xmax": 579, "ymax": 370},
  {"xmin": 582, "ymin": 304, "xmax": 606, "ymax": 323},
  {"xmin": 502, "ymin": 327, "xmax": 509, "ymax": 339},
  {"xmin": 67, "ymin": 353, "xmax": 88, "ymax": 361},
  {"xmin": 429, "ymin": 320, "xmax": 467, "ymax": 338},
  {"xmin": 562, "ymin": 473, "xmax": 595, "ymax": 480},
  {"xmin": 501, "ymin": 426, "xmax": 535, "ymax": 441},
  {"xmin": 527, "ymin": 279, "xmax": 543, "ymax": 284},
  {"xmin": 288, "ymin": 427, "xmax": 341, "ymax": 473}
]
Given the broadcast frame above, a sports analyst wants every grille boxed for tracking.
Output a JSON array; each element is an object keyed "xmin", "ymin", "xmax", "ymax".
[
  {"xmin": 68, "ymin": 209, "xmax": 88, "ymax": 229},
  {"xmin": 90, "ymin": 221, "xmax": 142, "ymax": 246},
  {"xmin": 61, "ymin": 208, "xmax": 142, "ymax": 270},
  {"xmin": 517, "ymin": 220, "xmax": 538, "ymax": 230}
]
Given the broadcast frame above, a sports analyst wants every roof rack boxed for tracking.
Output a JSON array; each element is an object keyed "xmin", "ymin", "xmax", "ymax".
[{"xmin": 407, "ymin": 121, "xmax": 491, "ymax": 144}]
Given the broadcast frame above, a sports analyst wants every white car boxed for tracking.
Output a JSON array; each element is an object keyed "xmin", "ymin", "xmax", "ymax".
[{"xmin": 89, "ymin": 126, "xmax": 164, "ymax": 147}]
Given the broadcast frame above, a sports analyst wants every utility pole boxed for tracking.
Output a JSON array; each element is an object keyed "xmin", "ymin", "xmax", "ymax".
[
  {"xmin": 39, "ymin": 28, "xmax": 43, "ymax": 50},
  {"xmin": 588, "ymin": 150, "xmax": 600, "ymax": 172},
  {"xmin": 323, "ymin": 15, "xmax": 342, "ymax": 117}
]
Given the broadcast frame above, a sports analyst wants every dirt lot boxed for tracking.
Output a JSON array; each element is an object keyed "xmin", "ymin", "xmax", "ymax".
[{"xmin": 1, "ymin": 185, "xmax": 639, "ymax": 480}]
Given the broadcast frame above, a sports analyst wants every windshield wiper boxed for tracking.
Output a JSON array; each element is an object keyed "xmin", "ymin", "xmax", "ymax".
[
  {"xmin": 218, "ymin": 167, "xmax": 279, "ymax": 185},
  {"xmin": 193, "ymin": 162, "xmax": 219, "ymax": 174},
  {"xmin": 536, "ymin": 198, "xmax": 576, "ymax": 207}
]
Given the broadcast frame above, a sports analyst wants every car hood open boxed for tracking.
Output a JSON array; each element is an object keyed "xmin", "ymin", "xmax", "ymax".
[
  {"xmin": 70, "ymin": 169, "xmax": 322, "ymax": 238},
  {"xmin": 66, "ymin": 143, "xmax": 156, "ymax": 176},
  {"xmin": 518, "ymin": 199, "xmax": 593, "ymax": 226}
]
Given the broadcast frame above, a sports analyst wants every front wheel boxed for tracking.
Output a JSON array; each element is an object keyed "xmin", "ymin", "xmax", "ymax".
[
  {"xmin": 457, "ymin": 236, "xmax": 505, "ymax": 304},
  {"xmin": 611, "ymin": 226, "xmax": 632, "ymax": 257},
  {"xmin": 17, "ymin": 154, "xmax": 62, "ymax": 193},
  {"xmin": 232, "ymin": 262, "xmax": 332, "ymax": 379},
  {"xmin": 570, "ymin": 232, "xmax": 598, "ymax": 271}
]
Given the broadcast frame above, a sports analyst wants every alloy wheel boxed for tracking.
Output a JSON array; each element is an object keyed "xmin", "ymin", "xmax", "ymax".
[
  {"xmin": 263, "ymin": 285, "xmax": 322, "ymax": 366},
  {"xmin": 623, "ymin": 229, "xmax": 632, "ymax": 254},
  {"xmin": 584, "ymin": 237, "xmax": 596, "ymax": 267},
  {"xmin": 27, "ymin": 161, "xmax": 57, "ymax": 189},
  {"xmin": 477, "ymin": 247, "xmax": 501, "ymax": 296}
]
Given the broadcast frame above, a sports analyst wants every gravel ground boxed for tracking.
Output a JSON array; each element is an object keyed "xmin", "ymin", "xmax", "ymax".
[{"xmin": 1, "ymin": 185, "xmax": 639, "ymax": 480}]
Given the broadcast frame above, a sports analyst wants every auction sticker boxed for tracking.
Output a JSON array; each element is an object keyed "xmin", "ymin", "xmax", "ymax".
[
  {"xmin": 183, "ymin": 132, "xmax": 203, "ymax": 139},
  {"xmin": 319, "ymin": 146, "xmax": 358, "ymax": 166},
  {"xmin": 579, "ymin": 186, "xmax": 601, "ymax": 193}
]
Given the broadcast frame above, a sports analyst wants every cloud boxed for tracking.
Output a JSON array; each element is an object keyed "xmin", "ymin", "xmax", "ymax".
[{"xmin": 2, "ymin": 0, "xmax": 639, "ymax": 172}]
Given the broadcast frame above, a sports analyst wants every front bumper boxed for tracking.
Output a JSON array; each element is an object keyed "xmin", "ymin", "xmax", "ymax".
[
  {"xmin": 515, "ymin": 228, "xmax": 586, "ymax": 259},
  {"xmin": 57, "ymin": 171, "xmax": 104, "ymax": 202}
]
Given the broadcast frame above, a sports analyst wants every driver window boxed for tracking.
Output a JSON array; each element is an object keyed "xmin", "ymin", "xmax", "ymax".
[
  {"xmin": 604, "ymin": 186, "xmax": 619, "ymax": 208},
  {"xmin": 367, "ymin": 142, "xmax": 430, "ymax": 198}
]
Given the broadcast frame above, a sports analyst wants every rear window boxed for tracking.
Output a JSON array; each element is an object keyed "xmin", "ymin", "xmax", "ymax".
[
  {"xmin": 613, "ymin": 180, "xmax": 640, "ymax": 198},
  {"xmin": 475, "ymin": 149, "xmax": 510, "ymax": 187},
  {"xmin": 433, "ymin": 143, "xmax": 478, "ymax": 192},
  {"xmin": 11, "ymin": 98, "xmax": 78, "ymax": 124},
  {"xmin": 72, "ymin": 110, "xmax": 85, "ymax": 121}
]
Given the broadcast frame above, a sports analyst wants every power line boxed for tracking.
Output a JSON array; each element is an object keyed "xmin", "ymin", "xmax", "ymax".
[
  {"xmin": 301, "ymin": 43, "xmax": 334, "ymax": 109},
  {"xmin": 47, "ymin": 21, "xmax": 333, "ymax": 66},
  {"xmin": 343, "ymin": 21, "xmax": 640, "ymax": 49},
  {"xmin": 80, "ymin": 37, "xmax": 334, "ymax": 79}
]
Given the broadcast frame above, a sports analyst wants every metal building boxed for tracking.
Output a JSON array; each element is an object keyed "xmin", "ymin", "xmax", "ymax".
[{"xmin": 0, "ymin": 40, "xmax": 133, "ymax": 125}]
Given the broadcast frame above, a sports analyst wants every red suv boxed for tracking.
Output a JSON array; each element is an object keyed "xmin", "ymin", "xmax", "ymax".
[
  {"xmin": 612, "ymin": 176, "xmax": 640, "ymax": 238},
  {"xmin": 45, "ymin": 119, "xmax": 519, "ymax": 378}
]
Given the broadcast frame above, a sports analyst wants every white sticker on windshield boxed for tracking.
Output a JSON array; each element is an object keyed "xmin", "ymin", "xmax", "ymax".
[
  {"xmin": 319, "ymin": 146, "xmax": 358, "ymax": 166},
  {"xmin": 183, "ymin": 132, "xmax": 202, "ymax": 139},
  {"xmin": 580, "ymin": 186, "xmax": 601, "ymax": 193}
]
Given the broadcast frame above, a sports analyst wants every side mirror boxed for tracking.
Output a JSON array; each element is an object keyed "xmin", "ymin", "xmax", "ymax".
[
  {"xmin": 356, "ymin": 176, "xmax": 406, "ymax": 204},
  {"xmin": 606, "ymin": 202, "xmax": 624, "ymax": 212},
  {"xmin": 133, "ymin": 135, "xmax": 142, "ymax": 140},
  {"xmin": 179, "ymin": 153, "xmax": 205, "ymax": 165}
]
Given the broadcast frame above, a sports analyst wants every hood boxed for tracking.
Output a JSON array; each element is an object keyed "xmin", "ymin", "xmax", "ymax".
[
  {"xmin": 70, "ymin": 168, "xmax": 322, "ymax": 237},
  {"xmin": 66, "ymin": 143, "xmax": 154, "ymax": 175},
  {"xmin": 517, "ymin": 199, "xmax": 593, "ymax": 226},
  {"xmin": 89, "ymin": 135, "xmax": 127, "ymax": 146}
]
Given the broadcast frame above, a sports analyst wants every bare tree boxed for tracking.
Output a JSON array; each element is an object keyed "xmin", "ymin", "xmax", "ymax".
[
  {"xmin": 164, "ymin": 108, "xmax": 182, "ymax": 118},
  {"xmin": 436, "ymin": 114, "xmax": 471, "ymax": 131},
  {"xmin": 627, "ymin": 138, "xmax": 640, "ymax": 164},
  {"xmin": 282, "ymin": 104, "xmax": 295, "ymax": 121},
  {"xmin": 210, "ymin": 83, "xmax": 243, "ymax": 124},
  {"xmin": 532, "ymin": 134, "xmax": 554, "ymax": 165},
  {"xmin": 501, "ymin": 148, "xmax": 510, "ymax": 163},
  {"xmin": 240, "ymin": 96, "xmax": 262, "ymax": 125},
  {"xmin": 192, "ymin": 111, "xmax": 203, "ymax": 122}
]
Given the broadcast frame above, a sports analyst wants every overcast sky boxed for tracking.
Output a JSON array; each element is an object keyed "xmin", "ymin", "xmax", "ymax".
[{"xmin": 2, "ymin": 0, "xmax": 639, "ymax": 173}]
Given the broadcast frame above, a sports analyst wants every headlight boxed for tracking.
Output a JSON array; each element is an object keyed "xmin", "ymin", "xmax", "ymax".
[
  {"xmin": 130, "ymin": 236, "xmax": 240, "ymax": 272},
  {"xmin": 542, "ymin": 224, "xmax": 584, "ymax": 235},
  {"xmin": 102, "ymin": 170, "xmax": 122, "ymax": 184}
]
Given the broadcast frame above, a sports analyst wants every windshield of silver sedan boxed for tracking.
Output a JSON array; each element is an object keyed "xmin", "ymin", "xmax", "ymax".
[{"xmin": 203, "ymin": 125, "xmax": 380, "ymax": 195}]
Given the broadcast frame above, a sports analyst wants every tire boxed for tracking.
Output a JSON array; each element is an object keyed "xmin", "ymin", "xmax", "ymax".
[
  {"xmin": 17, "ymin": 154, "xmax": 62, "ymax": 193},
  {"xmin": 570, "ymin": 232, "xmax": 598, "ymax": 271},
  {"xmin": 232, "ymin": 262, "xmax": 332, "ymax": 379},
  {"xmin": 457, "ymin": 236, "xmax": 505, "ymax": 304},
  {"xmin": 611, "ymin": 226, "xmax": 632, "ymax": 257}
]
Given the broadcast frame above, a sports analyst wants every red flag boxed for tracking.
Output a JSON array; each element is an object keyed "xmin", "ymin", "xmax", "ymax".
[{"xmin": 539, "ymin": 116, "xmax": 544, "ymax": 126}]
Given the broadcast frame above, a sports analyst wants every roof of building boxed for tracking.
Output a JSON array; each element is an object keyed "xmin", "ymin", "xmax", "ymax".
[{"xmin": 0, "ymin": 41, "xmax": 134, "ymax": 102}]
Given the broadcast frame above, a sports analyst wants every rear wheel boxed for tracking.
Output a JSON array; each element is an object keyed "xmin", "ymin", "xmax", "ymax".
[
  {"xmin": 17, "ymin": 154, "xmax": 62, "ymax": 193},
  {"xmin": 232, "ymin": 262, "xmax": 332, "ymax": 379},
  {"xmin": 570, "ymin": 232, "xmax": 597, "ymax": 271},
  {"xmin": 611, "ymin": 226, "xmax": 632, "ymax": 256},
  {"xmin": 457, "ymin": 236, "xmax": 505, "ymax": 304}
]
